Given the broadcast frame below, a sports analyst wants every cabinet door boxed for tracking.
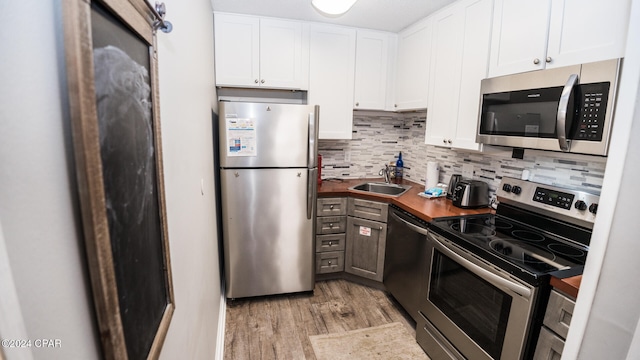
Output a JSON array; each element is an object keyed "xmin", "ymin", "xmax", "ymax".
[
  {"xmin": 451, "ymin": 0, "xmax": 493, "ymax": 151},
  {"xmin": 488, "ymin": 0, "xmax": 551, "ymax": 77},
  {"xmin": 259, "ymin": 18, "xmax": 309, "ymax": 89},
  {"xmin": 214, "ymin": 13, "xmax": 260, "ymax": 87},
  {"xmin": 345, "ymin": 217, "xmax": 386, "ymax": 281},
  {"xmin": 354, "ymin": 30, "xmax": 390, "ymax": 110},
  {"xmin": 546, "ymin": 0, "xmax": 630, "ymax": 68},
  {"xmin": 394, "ymin": 18, "xmax": 432, "ymax": 111},
  {"xmin": 425, "ymin": 6, "xmax": 464, "ymax": 147},
  {"xmin": 310, "ymin": 24, "xmax": 356, "ymax": 139}
]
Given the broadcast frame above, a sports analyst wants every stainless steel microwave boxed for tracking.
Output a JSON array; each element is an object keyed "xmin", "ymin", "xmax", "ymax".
[{"xmin": 476, "ymin": 59, "xmax": 622, "ymax": 156}]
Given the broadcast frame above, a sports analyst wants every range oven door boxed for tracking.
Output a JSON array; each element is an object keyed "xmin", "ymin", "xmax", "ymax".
[{"xmin": 418, "ymin": 231, "xmax": 537, "ymax": 360}]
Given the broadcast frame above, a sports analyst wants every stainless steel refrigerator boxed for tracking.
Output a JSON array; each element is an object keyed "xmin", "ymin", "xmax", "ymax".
[{"xmin": 219, "ymin": 101, "xmax": 319, "ymax": 299}]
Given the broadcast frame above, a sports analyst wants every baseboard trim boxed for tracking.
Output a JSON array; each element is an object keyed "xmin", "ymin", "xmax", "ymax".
[{"xmin": 215, "ymin": 280, "xmax": 226, "ymax": 360}]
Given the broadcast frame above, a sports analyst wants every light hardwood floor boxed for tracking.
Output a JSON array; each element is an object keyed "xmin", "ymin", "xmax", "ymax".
[{"xmin": 224, "ymin": 279, "xmax": 416, "ymax": 360}]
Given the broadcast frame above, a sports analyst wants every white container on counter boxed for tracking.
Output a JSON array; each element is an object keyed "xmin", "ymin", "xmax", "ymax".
[{"xmin": 426, "ymin": 161, "xmax": 440, "ymax": 189}]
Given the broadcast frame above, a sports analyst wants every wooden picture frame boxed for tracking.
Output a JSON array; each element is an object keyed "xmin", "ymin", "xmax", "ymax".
[{"xmin": 62, "ymin": 0, "xmax": 174, "ymax": 359}]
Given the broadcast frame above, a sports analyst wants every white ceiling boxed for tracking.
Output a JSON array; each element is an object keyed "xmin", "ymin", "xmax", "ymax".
[{"xmin": 210, "ymin": 0, "xmax": 458, "ymax": 32}]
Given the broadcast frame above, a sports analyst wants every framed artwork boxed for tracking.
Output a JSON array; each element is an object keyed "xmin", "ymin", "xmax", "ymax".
[{"xmin": 62, "ymin": 0, "xmax": 174, "ymax": 358}]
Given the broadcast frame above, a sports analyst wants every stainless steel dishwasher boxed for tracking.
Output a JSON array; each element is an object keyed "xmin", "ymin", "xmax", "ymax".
[{"xmin": 383, "ymin": 205, "xmax": 430, "ymax": 322}]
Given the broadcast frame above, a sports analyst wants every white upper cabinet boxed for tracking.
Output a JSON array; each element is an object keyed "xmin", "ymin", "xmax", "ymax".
[
  {"xmin": 489, "ymin": 0, "xmax": 630, "ymax": 77},
  {"xmin": 487, "ymin": 0, "xmax": 550, "ymax": 76},
  {"xmin": 214, "ymin": 13, "xmax": 309, "ymax": 90},
  {"xmin": 353, "ymin": 30, "xmax": 394, "ymax": 111},
  {"xmin": 309, "ymin": 24, "xmax": 357, "ymax": 139},
  {"xmin": 546, "ymin": 0, "xmax": 630, "ymax": 68},
  {"xmin": 394, "ymin": 18, "xmax": 433, "ymax": 111},
  {"xmin": 425, "ymin": 0, "xmax": 494, "ymax": 151}
]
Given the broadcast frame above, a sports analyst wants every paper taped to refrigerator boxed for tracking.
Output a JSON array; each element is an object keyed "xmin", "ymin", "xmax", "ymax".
[{"xmin": 226, "ymin": 117, "xmax": 257, "ymax": 157}]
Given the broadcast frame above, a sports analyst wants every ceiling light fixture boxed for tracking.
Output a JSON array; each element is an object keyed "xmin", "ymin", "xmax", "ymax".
[{"xmin": 311, "ymin": 0, "xmax": 358, "ymax": 17}]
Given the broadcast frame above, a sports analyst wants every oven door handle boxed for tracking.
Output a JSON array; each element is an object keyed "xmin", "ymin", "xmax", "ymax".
[
  {"xmin": 390, "ymin": 210, "xmax": 429, "ymax": 236},
  {"xmin": 431, "ymin": 236, "xmax": 532, "ymax": 299}
]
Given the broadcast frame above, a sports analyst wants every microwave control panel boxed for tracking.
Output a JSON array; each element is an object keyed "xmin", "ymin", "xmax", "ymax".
[{"xmin": 573, "ymin": 82, "xmax": 610, "ymax": 141}]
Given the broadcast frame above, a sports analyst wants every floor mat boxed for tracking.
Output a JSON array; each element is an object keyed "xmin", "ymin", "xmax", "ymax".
[{"xmin": 309, "ymin": 322, "xmax": 430, "ymax": 360}]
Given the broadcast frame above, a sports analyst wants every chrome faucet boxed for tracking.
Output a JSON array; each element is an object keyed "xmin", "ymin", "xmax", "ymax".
[{"xmin": 379, "ymin": 164, "xmax": 391, "ymax": 183}]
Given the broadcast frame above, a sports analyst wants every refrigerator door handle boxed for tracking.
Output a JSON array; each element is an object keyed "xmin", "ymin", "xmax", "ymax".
[
  {"xmin": 308, "ymin": 106, "xmax": 319, "ymax": 168},
  {"xmin": 307, "ymin": 168, "xmax": 317, "ymax": 219}
]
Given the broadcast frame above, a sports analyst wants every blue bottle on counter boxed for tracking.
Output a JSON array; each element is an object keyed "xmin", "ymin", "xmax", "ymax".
[{"xmin": 395, "ymin": 152, "xmax": 404, "ymax": 179}]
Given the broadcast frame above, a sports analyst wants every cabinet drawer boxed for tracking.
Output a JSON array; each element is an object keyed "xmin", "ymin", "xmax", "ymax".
[
  {"xmin": 534, "ymin": 326, "xmax": 565, "ymax": 360},
  {"xmin": 348, "ymin": 198, "xmax": 388, "ymax": 222},
  {"xmin": 316, "ymin": 234, "xmax": 346, "ymax": 252},
  {"xmin": 543, "ymin": 289, "xmax": 576, "ymax": 339},
  {"xmin": 317, "ymin": 197, "xmax": 347, "ymax": 216},
  {"xmin": 316, "ymin": 216, "xmax": 347, "ymax": 234},
  {"xmin": 316, "ymin": 251, "xmax": 344, "ymax": 274}
]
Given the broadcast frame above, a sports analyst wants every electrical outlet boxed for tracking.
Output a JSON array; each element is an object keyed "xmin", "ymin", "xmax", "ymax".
[
  {"xmin": 344, "ymin": 151, "xmax": 351, "ymax": 163},
  {"xmin": 462, "ymin": 164, "xmax": 474, "ymax": 179}
]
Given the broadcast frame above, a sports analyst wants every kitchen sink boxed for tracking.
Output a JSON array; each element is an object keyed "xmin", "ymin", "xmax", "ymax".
[{"xmin": 349, "ymin": 182, "xmax": 412, "ymax": 197}]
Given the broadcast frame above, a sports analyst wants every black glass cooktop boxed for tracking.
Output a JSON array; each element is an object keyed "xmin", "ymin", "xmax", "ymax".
[{"xmin": 428, "ymin": 213, "xmax": 588, "ymax": 286}]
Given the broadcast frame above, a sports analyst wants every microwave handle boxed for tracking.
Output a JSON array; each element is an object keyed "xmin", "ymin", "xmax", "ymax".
[{"xmin": 556, "ymin": 74, "xmax": 579, "ymax": 151}]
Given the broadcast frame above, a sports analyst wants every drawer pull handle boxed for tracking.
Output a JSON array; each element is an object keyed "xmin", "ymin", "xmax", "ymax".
[
  {"xmin": 329, "ymin": 205, "xmax": 334, "ymax": 210},
  {"xmin": 328, "ymin": 241, "xmax": 333, "ymax": 246},
  {"xmin": 328, "ymin": 261, "xmax": 332, "ymax": 265}
]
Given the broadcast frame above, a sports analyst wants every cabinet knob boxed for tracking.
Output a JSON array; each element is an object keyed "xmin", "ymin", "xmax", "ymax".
[
  {"xmin": 546, "ymin": 56, "xmax": 552, "ymax": 63},
  {"xmin": 447, "ymin": 139, "xmax": 452, "ymax": 144},
  {"xmin": 260, "ymin": 79, "xmax": 265, "ymax": 84},
  {"xmin": 355, "ymin": 102, "xmax": 359, "ymax": 107},
  {"xmin": 328, "ymin": 241, "xmax": 333, "ymax": 246},
  {"xmin": 533, "ymin": 58, "xmax": 540, "ymax": 65},
  {"xmin": 329, "ymin": 205, "xmax": 334, "ymax": 210},
  {"xmin": 329, "ymin": 223, "xmax": 334, "ymax": 228},
  {"xmin": 394, "ymin": 104, "xmax": 397, "ymax": 108},
  {"xmin": 254, "ymin": 79, "xmax": 259, "ymax": 83},
  {"xmin": 443, "ymin": 139, "xmax": 447, "ymax": 144},
  {"xmin": 328, "ymin": 261, "xmax": 332, "ymax": 265},
  {"xmin": 379, "ymin": 226, "xmax": 383, "ymax": 230}
]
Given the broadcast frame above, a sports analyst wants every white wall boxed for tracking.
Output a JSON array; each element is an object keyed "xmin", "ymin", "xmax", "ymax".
[
  {"xmin": 0, "ymin": 0, "xmax": 101, "ymax": 359},
  {"xmin": 1, "ymin": 0, "xmax": 223, "ymax": 359},
  {"xmin": 563, "ymin": 0, "xmax": 640, "ymax": 358},
  {"xmin": 156, "ymin": 0, "xmax": 223, "ymax": 359}
]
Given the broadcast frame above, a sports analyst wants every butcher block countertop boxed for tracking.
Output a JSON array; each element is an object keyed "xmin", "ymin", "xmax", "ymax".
[
  {"xmin": 318, "ymin": 177, "xmax": 492, "ymax": 222},
  {"xmin": 319, "ymin": 177, "xmax": 582, "ymax": 295},
  {"xmin": 550, "ymin": 275, "xmax": 582, "ymax": 299}
]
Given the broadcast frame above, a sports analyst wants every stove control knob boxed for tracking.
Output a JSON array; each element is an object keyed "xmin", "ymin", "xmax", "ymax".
[
  {"xmin": 502, "ymin": 184, "xmax": 512, "ymax": 192},
  {"xmin": 511, "ymin": 186, "xmax": 522, "ymax": 195},
  {"xmin": 589, "ymin": 203, "xmax": 598, "ymax": 214},
  {"xmin": 575, "ymin": 200, "xmax": 588, "ymax": 211}
]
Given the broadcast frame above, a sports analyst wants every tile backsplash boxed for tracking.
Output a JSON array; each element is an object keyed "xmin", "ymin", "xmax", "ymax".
[{"xmin": 319, "ymin": 110, "xmax": 607, "ymax": 197}]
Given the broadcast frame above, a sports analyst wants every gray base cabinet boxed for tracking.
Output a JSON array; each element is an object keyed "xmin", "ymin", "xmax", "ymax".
[
  {"xmin": 345, "ymin": 198, "xmax": 388, "ymax": 282},
  {"xmin": 534, "ymin": 289, "xmax": 576, "ymax": 360},
  {"xmin": 315, "ymin": 198, "xmax": 347, "ymax": 274}
]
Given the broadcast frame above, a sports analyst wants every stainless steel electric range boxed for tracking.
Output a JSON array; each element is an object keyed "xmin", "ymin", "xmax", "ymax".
[{"xmin": 417, "ymin": 176, "xmax": 597, "ymax": 360}]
